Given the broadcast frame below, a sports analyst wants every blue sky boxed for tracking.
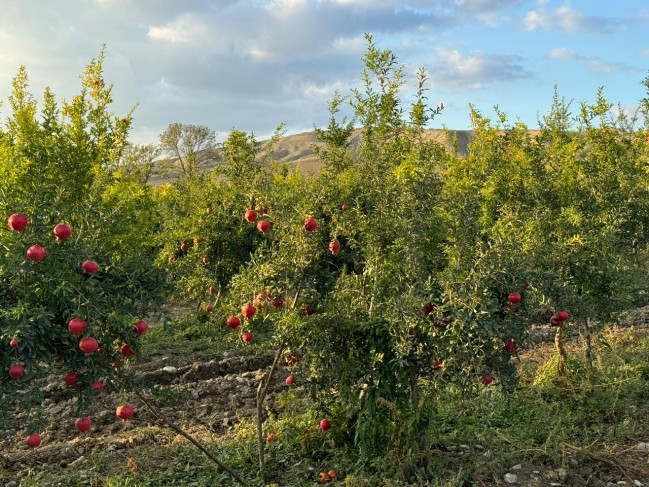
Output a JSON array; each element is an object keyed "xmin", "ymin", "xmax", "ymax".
[{"xmin": 0, "ymin": 0, "xmax": 647, "ymax": 144}]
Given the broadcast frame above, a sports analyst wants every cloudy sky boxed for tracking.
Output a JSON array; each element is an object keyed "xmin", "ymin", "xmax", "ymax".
[{"xmin": 0, "ymin": 0, "xmax": 647, "ymax": 144}]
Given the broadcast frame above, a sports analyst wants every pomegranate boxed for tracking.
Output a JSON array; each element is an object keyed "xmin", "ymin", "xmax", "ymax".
[
  {"xmin": 431, "ymin": 361, "xmax": 443, "ymax": 371},
  {"xmin": 116, "ymin": 404, "xmax": 134, "ymax": 420},
  {"xmin": 82, "ymin": 260, "xmax": 99, "ymax": 273},
  {"xmin": 168, "ymin": 257, "xmax": 175, "ymax": 264},
  {"xmin": 8, "ymin": 213, "xmax": 28, "ymax": 232},
  {"xmin": 187, "ymin": 287, "xmax": 194, "ymax": 293},
  {"xmin": 480, "ymin": 376, "xmax": 494, "ymax": 385},
  {"xmin": 245, "ymin": 210, "xmax": 257, "ymax": 222},
  {"xmin": 302, "ymin": 305, "xmax": 315, "ymax": 316},
  {"xmin": 286, "ymin": 375, "xmax": 295, "ymax": 386},
  {"xmin": 133, "ymin": 320, "xmax": 149, "ymax": 336},
  {"xmin": 10, "ymin": 339, "xmax": 18, "ymax": 348},
  {"xmin": 266, "ymin": 433, "xmax": 277, "ymax": 443},
  {"xmin": 305, "ymin": 218, "xmax": 318, "ymax": 232},
  {"xmin": 507, "ymin": 292, "xmax": 521, "ymax": 304},
  {"xmin": 205, "ymin": 305, "xmax": 214, "ymax": 312},
  {"xmin": 558, "ymin": 310, "xmax": 569, "ymax": 321},
  {"xmin": 202, "ymin": 257, "xmax": 210, "ymax": 264},
  {"xmin": 207, "ymin": 207, "xmax": 213, "ymax": 213},
  {"xmin": 550, "ymin": 314, "xmax": 562, "ymax": 327},
  {"xmin": 121, "ymin": 344, "xmax": 134, "ymax": 357},
  {"xmin": 53, "ymin": 223, "xmax": 72, "ymax": 241},
  {"xmin": 65, "ymin": 373, "xmax": 79, "ymax": 386},
  {"xmin": 209, "ymin": 286, "xmax": 217, "ymax": 294},
  {"xmin": 26, "ymin": 434, "xmax": 42, "ymax": 448},
  {"xmin": 27, "ymin": 245, "xmax": 46, "ymax": 262},
  {"xmin": 242, "ymin": 332, "xmax": 254, "ymax": 343},
  {"xmin": 422, "ymin": 303, "xmax": 436, "ymax": 315},
  {"xmin": 75, "ymin": 417, "xmax": 92, "ymax": 432},
  {"xmin": 319, "ymin": 419, "xmax": 331, "ymax": 431},
  {"xmin": 271, "ymin": 298, "xmax": 284, "ymax": 309},
  {"xmin": 9, "ymin": 364, "xmax": 24, "ymax": 379},
  {"xmin": 91, "ymin": 381, "xmax": 103, "ymax": 396},
  {"xmin": 79, "ymin": 337, "xmax": 98, "ymax": 353},
  {"xmin": 257, "ymin": 220, "xmax": 270, "ymax": 233},
  {"xmin": 285, "ymin": 352, "xmax": 299, "ymax": 366},
  {"xmin": 68, "ymin": 318, "xmax": 87, "ymax": 336},
  {"xmin": 181, "ymin": 243, "xmax": 188, "ymax": 252},
  {"xmin": 329, "ymin": 241, "xmax": 340, "ymax": 255},
  {"xmin": 504, "ymin": 341, "xmax": 516, "ymax": 353},
  {"xmin": 227, "ymin": 316, "xmax": 241, "ymax": 329},
  {"xmin": 241, "ymin": 304, "xmax": 256, "ymax": 320},
  {"xmin": 341, "ymin": 204, "xmax": 349, "ymax": 211},
  {"xmin": 196, "ymin": 237, "xmax": 203, "ymax": 244}
]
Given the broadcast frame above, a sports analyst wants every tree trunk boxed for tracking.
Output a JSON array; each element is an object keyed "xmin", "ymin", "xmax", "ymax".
[{"xmin": 555, "ymin": 325, "xmax": 568, "ymax": 380}]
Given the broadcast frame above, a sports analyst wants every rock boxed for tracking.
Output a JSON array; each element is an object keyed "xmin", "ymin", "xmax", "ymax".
[
  {"xmin": 49, "ymin": 405, "xmax": 63, "ymax": 414},
  {"xmin": 550, "ymin": 483, "xmax": 562, "ymax": 487},
  {"xmin": 504, "ymin": 473, "xmax": 518, "ymax": 484},
  {"xmin": 545, "ymin": 471, "xmax": 559, "ymax": 481},
  {"xmin": 475, "ymin": 444, "xmax": 484, "ymax": 450},
  {"xmin": 511, "ymin": 464, "xmax": 522, "ymax": 470},
  {"xmin": 633, "ymin": 480, "xmax": 644, "ymax": 487},
  {"xmin": 163, "ymin": 366, "xmax": 178, "ymax": 374},
  {"xmin": 608, "ymin": 483, "xmax": 618, "ymax": 487},
  {"xmin": 532, "ymin": 471, "xmax": 540, "ymax": 474},
  {"xmin": 557, "ymin": 468, "xmax": 568, "ymax": 481},
  {"xmin": 635, "ymin": 442, "xmax": 648, "ymax": 450},
  {"xmin": 459, "ymin": 445, "xmax": 470, "ymax": 450},
  {"xmin": 192, "ymin": 391, "xmax": 200, "ymax": 399},
  {"xmin": 447, "ymin": 446, "xmax": 458, "ymax": 451}
]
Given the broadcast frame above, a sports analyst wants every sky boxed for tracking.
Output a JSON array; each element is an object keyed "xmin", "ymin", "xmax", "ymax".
[{"xmin": 0, "ymin": 0, "xmax": 647, "ymax": 145}]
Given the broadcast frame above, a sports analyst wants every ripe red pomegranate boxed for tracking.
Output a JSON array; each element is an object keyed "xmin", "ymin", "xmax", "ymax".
[
  {"xmin": 245, "ymin": 210, "xmax": 257, "ymax": 222},
  {"xmin": 285, "ymin": 375, "xmax": 295, "ymax": 386},
  {"xmin": 121, "ymin": 344, "xmax": 134, "ymax": 357},
  {"xmin": 507, "ymin": 292, "xmax": 521, "ymax": 304},
  {"xmin": 116, "ymin": 404, "xmax": 134, "ymax": 420},
  {"xmin": 302, "ymin": 305, "xmax": 315, "ymax": 316},
  {"xmin": 266, "ymin": 433, "xmax": 277, "ymax": 443},
  {"xmin": 91, "ymin": 381, "xmax": 103, "ymax": 396},
  {"xmin": 187, "ymin": 287, "xmax": 194, "ymax": 293},
  {"xmin": 422, "ymin": 303, "xmax": 436, "ymax": 315},
  {"xmin": 257, "ymin": 220, "xmax": 270, "ymax": 233},
  {"xmin": 53, "ymin": 223, "xmax": 72, "ymax": 241},
  {"xmin": 79, "ymin": 337, "xmax": 99, "ymax": 353},
  {"xmin": 181, "ymin": 243, "xmax": 188, "ymax": 252},
  {"xmin": 319, "ymin": 419, "xmax": 331, "ymax": 431},
  {"xmin": 75, "ymin": 417, "xmax": 92, "ymax": 432},
  {"xmin": 10, "ymin": 339, "xmax": 18, "ymax": 348},
  {"xmin": 68, "ymin": 318, "xmax": 87, "ymax": 336},
  {"xmin": 504, "ymin": 341, "xmax": 516, "ymax": 353},
  {"xmin": 207, "ymin": 207, "xmax": 213, "ymax": 214},
  {"xmin": 9, "ymin": 364, "xmax": 24, "ymax": 379},
  {"xmin": 242, "ymin": 332, "xmax": 254, "ymax": 343},
  {"xmin": 550, "ymin": 314, "xmax": 561, "ymax": 327},
  {"xmin": 27, "ymin": 245, "xmax": 46, "ymax": 262},
  {"xmin": 431, "ymin": 361, "xmax": 443, "ymax": 371},
  {"xmin": 242, "ymin": 304, "xmax": 256, "ymax": 320},
  {"xmin": 133, "ymin": 320, "xmax": 149, "ymax": 336},
  {"xmin": 26, "ymin": 434, "xmax": 42, "ymax": 448},
  {"xmin": 203, "ymin": 257, "xmax": 210, "ymax": 264},
  {"xmin": 205, "ymin": 305, "xmax": 214, "ymax": 312},
  {"xmin": 480, "ymin": 376, "xmax": 494, "ymax": 385},
  {"xmin": 227, "ymin": 316, "xmax": 241, "ymax": 329},
  {"xmin": 65, "ymin": 373, "xmax": 78, "ymax": 386},
  {"xmin": 341, "ymin": 204, "xmax": 349, "ymax": 211},
  {"xmin": 329, "ymin": 241, "xmax": 340, "ymax": 255},
  {"xmin": 305, "ymin": 218, "xmax": 318, "ymax": 232},
  {"xmin": 196, "ymin": 237, "xmax": 203, "ymax": 244},
  {"xmin": 168, "ymin": 257, "xmax": 175, "ymax": 264},
  {"xmin": 558, "ymin": 310, "xmax": 569, "ymax": 321},
  {"xmin": 209, "ymin": 286, "xmax": 217, "ymax": 294},
  {"xmin": 271, "ymin": 298, "xmax": 284, "ymax": 309},
  {"xmin": 8, "ymin": 213, "xmax": 28, "ymax": 232},
  {"xmin": 82, "ymin": 260, "xmax": 99, "ymax": 273}
]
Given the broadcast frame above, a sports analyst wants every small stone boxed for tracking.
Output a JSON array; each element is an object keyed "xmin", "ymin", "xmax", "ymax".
[
  {"xmin": 163, "ymin": 366, "xmax": 178, "ymax": 374},
  {"xmin": 635, "ymin": 442, "xmax": 648, "ymax": 451},
  {"xmin": 475, "ymin": 445, "xmax": 484, "ymax": 450},
  {"xmin": 511, "ymin": 464, "xmax": 522, "ymax": 470},
  {"xmin": 504, "ymin": 473, "xmax": 518, "ymax": 484},
  {"xmin": 192, "ymin": 391, "xmax": 200, "ymax": 399},
  {"xmin": 544, "ymin": 471, "xmax": 559, "ymax": 481},
  {"xmin": 633, "ymin": 480, "xmax": 644, "ymax": 487},
  {"xmin": 550, "ymin": 483, "xmax": 562, "ymax": 487},
  {"xmin": 50, "ymin": 405, "xmax": 63, "ymax": 414},
  {"xmin": 447, "ymin": 446, "xmax": 457, "ymax": 451},
  {"xmin": 607, "ymin": 483, "xmax": 617, "ymax": 487},
  {"xmin": 483, "ymin": 449, "xmax": 492, "ymax": 458},
  {"xmin": 459, "ymin": 444, "xmax": 470, "ymax": 450},
  {"xmin": 557, "ymin": 468, "xmax": 567, "ymax": 481},
  {"xmin": 532, "ymin": 471, "xmax": 540, "ymax": 474}
]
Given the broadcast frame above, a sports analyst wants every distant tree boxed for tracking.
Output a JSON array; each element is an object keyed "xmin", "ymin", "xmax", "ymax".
[
  {"xmin": 158, "ymin": 123, "xmax": 218, "ymax": 178},
  {"xmin": 115, "ymin": 143, "xmax": 160, "ymax": 184}
]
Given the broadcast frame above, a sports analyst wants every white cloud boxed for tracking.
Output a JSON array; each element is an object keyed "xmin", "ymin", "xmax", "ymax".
[
  {"xmin": 148, "ymin": 14, "xmax": 211, "ymax": 44},
  {"xmin": 523, "ymin": 5, "xmax": 619, "ymax": 33},
  {"xmin": 429, "ymin": 47, "xmax": 530, "ymax": 90},
  {"xmin": 548, "ymin": 48, "xmax": 635, "ymax": 74}
]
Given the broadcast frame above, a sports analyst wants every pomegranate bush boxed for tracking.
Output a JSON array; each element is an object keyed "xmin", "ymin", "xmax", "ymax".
[{"xmin": 0, "ymin": 51, "xmax": 166, "ymax": 442}]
